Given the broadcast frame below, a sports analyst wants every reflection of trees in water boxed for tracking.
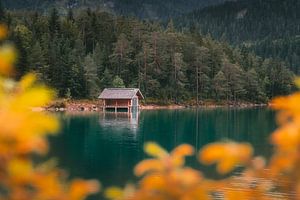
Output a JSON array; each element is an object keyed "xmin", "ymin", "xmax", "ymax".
[
  {"xmin": 138, "ymin": 108, "xmax": 274, "ymax": 157},
  {"xmin": 192, "ymin": 108, "xmax": 275, "ymax": 157},
  {"xmin": 50, "ymin": 109, "xmax": 276, "ymax": 187}
]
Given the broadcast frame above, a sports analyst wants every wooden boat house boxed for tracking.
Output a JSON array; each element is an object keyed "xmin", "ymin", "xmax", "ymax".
[{"xmin": 98, "ymin": 88, "xmax": 144, "ymax": 112}]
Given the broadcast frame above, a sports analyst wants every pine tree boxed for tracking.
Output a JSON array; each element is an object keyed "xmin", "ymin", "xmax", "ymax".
[
  {"xmin": 0, "ymin": 0, "xmax": 5, "ymax": 21},
  {"xmin": 245, "ymin": 69, "xmax": 265, "ymax": 102},
  {"xmin": 83, "ymin": 55, "xmax": 101, "ymax": 98},
  {"xmin": 221, "ymin": 60, "xmax": 246, "ymax": 102},
  {"xmin": 212, "ymin": 71, "xmax": 230, "ymax": 101},
  {"xmin": 93, "ymin": 43, "xmax": 105, "ymax": 76},
  {"xmin": 172, "ymin": 52, "xmax": 187, "ymax": 103},
  {"xmin": 112, "ymin": 76, "xmax": 125, "ymax": 88},
  {"xmin": 49, "ymin": 8, "xmax": 60, "ymax": 37},
  {"xmin": 261, "ymin": 59, "xmax": 293, "ymax": 98},
  {"xmin": 12, "ymin": 25, "xmax": 33, "ymax": 78},
  {"xmin": 193, "ymin": 46, "xmax": 209, "ymax": 102},
  {"xmin": 67, "ymin": 9, "xmax": 75, "ymax": 22},
  {"xmin": 100, "ymin": 68, "xmax": 113, "ymax": 89},
  {"xmin": 136, "ymin": 42, "xmax": 153, "ymax": 97},
  {"xmin": 28, "ymin": 42, "xmax": 47, "ymax": 80},
  {"xmin": 110, "ymin": 33, "xmax": 133, "ymax": 84}
]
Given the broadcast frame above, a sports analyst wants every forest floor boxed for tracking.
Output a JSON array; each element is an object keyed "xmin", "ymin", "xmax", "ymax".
[{"xmin": 36, "ymin": 99, "xmax": 267, "ymax": 112}]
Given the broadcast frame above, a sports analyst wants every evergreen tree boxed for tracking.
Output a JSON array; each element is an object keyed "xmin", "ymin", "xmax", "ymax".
[
  {"xmin": 110, "ymin": 33, "xmax": 133, "ymax": 83},
  {"xmin": 112, "ymin": 75, "xmax": 125, "ymax": 88},
  {"xmin": 67, "ymin": 9, "xmax": 75, "ymax": 22},
  {"xmin": 83, "ymin": 54, "xmax": 101, "ymax": 98},
  {"xmin": 100, "ymin": 68, "xmax": 113, "ymax": 89},
  {"xmin": 0, "ymin": 0, "xmax": 5, "ymax": 21},
  {"xmin": 28, "ymin": 42, "xmax": 47, "ymax": 80},
  {"xmin": 264, "ymin": 60, "xmax": 293, "ymax": 97},
  {"xmin": 193, "ymin": 46, "xmax": 210, "ymax": 102},
  {"xmin": 245, "ymin": 69, "xmax": 265, "ymax": 102},
  {"xmin": 172, "ymin": 52, "xmax": 187, "ymax": 103},
  {"xmin": 221, "ymin": 60, "xmax": 246, "ymax": 102},
  {"xmin": 49, "ymin": 8, "xmax": 60, "ymax": 37},
  {"xmin": 12, "ymin": 25, "xmax": 33, "ymax": 78},
  {"xmin": 136, "ymin": 42, "xmax": 153, "ymax": 97},
  {"xmin": 93, "ymin": 43, "xmax": 105, "ymax": 76},
  {"xmin": 212, "ymin": 71, "xmax": 230, "ymax": 101}
]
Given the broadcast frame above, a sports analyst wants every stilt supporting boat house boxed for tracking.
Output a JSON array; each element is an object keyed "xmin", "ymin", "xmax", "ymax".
[{"xmin": 98, "ymin": 88, "xmax": 144, "ymax": 113}]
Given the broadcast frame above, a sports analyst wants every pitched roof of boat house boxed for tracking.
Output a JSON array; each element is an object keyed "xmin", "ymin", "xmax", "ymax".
[{"xmin": 98, "ymin": 88, "xmax": 144, "ymax": 99}]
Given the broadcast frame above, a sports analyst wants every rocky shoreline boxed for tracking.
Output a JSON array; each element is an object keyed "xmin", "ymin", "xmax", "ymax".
[{"xmin": 34, "ymin": 100, "xmax": 268, "ymax": 112}]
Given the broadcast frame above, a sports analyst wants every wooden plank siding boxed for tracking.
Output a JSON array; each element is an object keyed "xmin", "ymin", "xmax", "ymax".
[{"xmin": 104, "ymin": 99, "xmax": 131, "ymax": 107}]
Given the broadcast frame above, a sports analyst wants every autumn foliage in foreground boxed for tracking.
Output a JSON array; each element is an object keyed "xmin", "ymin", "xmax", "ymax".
[
  {"xmin": 105, "ymin": 89, "xmax": 300, "ymax": 199},
  {"xmin": 1, "ymin": 23, "xmax": 300, "ymax": 200},
  {"xmin": 105, "ymin": 76, "xmax": 300, "ymax": 197},
  {"xmin": 0, "ymin": 25, "xmax": 99, "ymax": 200}
]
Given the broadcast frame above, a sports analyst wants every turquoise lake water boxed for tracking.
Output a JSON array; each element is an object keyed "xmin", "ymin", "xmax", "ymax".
[{"xmin": 49, "ymin": 108, "xmax": 277, "ymax": 191}]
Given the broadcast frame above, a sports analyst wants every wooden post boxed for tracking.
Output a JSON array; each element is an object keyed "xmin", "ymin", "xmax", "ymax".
[
  {"xmin": 128, "ymin": 100, "xmax": 130, "ymax": 113},
  {"xmin": 103, "ymin": 100, "xmax": 106, "ymax": 112}
]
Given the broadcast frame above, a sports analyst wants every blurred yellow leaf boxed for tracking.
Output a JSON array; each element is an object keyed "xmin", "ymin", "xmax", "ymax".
[
  {"xmin": 269, "ymin": 154, "xmax": 296, "ymax": 175},
  {"xmin": 0, "ymin": 44, "xmax": 16, "ymax": 75},
  {"xmin": 181, "ymin": 185, "xmax": 210, "ymax": 200},
  {"xmin": 0, "ymin": 24, "xmax": 7, "ymax": 40},
  {"xmin": 8, "ymin": 159, "xmax": 32, "ymax": 176},
  {"xmin": 140, "ymin": 174, "xmax": 167, "ymax": 191},
  {"xmin": 105, "ymin": 187, "xmax": 124, "ymax": 200},
  {"xmin": 19, "ymin": 73, "xmax": 36, "ymax": 90},
  {"xmin": 144, "ymin": 142, "xmax": 168, "ymax": 158},
  {"xmin": 170, "ymin": 144, "xmax": 194, "ymax": 167},
  {"xmin": 271, "ymin": 92, "xmax": 300, "ymax": 112},
  {"xmin": 271, "ymin": 124, "xmax": 300, "ymax": 150},
  {"xmin": 70, "ymin": 179, "xmax": 100, "ymax": 200},
  {"xmin": 199, "ymin": 142, "xmax": 253, "ymax": 174},
  {"xmin": 169, "ymin": 168, "xmax": 202, "ymax": 186},
  {"xmin": 12, "ymin": 86, "xmax": 55, "ymax": 110},
  {"xmin": 16, "ymin": 137, "xmax": 48, "ymax": 154},
  {"xmin": 295, "ymin": 77, "xmax": 300, "ymax": 88},
  {"xmin": 171, "ymin": 144, "xmax": 194, "ymax": 158},
  {"xmin": 134, "ymin": 159, "xmax": 164, "ymax": 176}
]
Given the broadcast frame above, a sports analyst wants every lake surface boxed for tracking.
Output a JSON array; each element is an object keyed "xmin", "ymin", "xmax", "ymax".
[{"xmin": 49, "ymin": 108, "xmax": 277, "ymax": 189}]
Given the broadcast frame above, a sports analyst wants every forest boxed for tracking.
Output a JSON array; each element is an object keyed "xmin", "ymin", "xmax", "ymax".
[
  {"xmin": 178, "ymin": 0, "xmax": 300, "ymax": 74},
  {"xmin": 0, "ymin": 6, "xmax": 294, "ymax": 103},
  {"xmin": 1, "ymin": 0, "xmax": 226, "ymax": 19}
]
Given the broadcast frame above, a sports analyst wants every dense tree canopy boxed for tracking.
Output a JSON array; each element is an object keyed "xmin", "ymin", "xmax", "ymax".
[
  {"xmin": 1, "ymin": 0, "xmax": 226, "ymax": 19},
  {"xmin": 178, "ymin": 0, "xmax": 300, "ymax": 75},
  {"xmin": 1, "ymin": 8, "xmax": 294, "ymax": 103}
]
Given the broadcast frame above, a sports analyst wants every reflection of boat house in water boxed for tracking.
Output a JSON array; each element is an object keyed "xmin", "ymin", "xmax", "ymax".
[
  {"xmin": 98, "ymin": 88, "xmax": 144, "ymax": 112},
  {"xmin": 99, "ymin": 112, "xmax": 140, "ymax": 133}
]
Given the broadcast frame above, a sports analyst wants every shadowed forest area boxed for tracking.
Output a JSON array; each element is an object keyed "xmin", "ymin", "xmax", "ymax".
[
  {"xmin": 0, "ymin": 4, "xmax": 295, "ymax": 104},
  {"xmin": 178, "ymin": 0, "xmax": 300, "ymax": 74}
]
